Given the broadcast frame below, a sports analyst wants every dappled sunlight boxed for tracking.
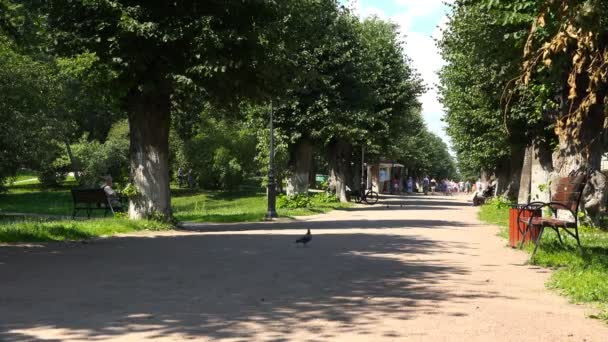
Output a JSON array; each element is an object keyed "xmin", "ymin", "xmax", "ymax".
[{"xmin": 0, "ymin": 231, "xmax": 502, "ymax": 341}]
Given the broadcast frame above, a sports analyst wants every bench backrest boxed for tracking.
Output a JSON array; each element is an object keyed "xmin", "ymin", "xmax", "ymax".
[
  {"xmin": 550, "ymin": 174, "xmax": 587, "ymax": 212},
  {"xmin": 71, "ymin": 189, "xmax": 108, "ymax": 204}
]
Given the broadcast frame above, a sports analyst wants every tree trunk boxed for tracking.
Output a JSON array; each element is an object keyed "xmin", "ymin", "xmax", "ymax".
[
  {"xmin": 328, "ymin": 140, "xmax": 352, "ymax": 203},
  {"xmin": 551, "ymin": 106, "xmax": 606, "ymax": 220},
  {"xmin": 518, "ymin": 145, "xmax": 533, "ymax": 204},
  {"xmin": 286, "ymin": 139, "xmax": 313, "ymax": 196},
  {"xmin": 530, "ymin": 143, "xmax": 553, "ymax": 203},
  {"xmin": 127, "ymin": 92, "xmax": 172, "ymax": 220},
  {"xmin": 496, "ymin": 145, "xmax": 525, "ymax": 199}
]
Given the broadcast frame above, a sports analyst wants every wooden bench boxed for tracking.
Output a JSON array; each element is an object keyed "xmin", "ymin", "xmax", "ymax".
[
  {"xmin": 517, "ymin": 173, "xmax": 587, "ymax": 256},
  {"xmin": 71, "ymin": 189, "xmax": 124, "ymax": 219}
]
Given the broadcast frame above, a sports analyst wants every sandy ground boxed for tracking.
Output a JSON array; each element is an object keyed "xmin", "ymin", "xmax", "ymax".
[{"xmin": 1, "ymin": 194, "xmax": 608, "ymax": 341}]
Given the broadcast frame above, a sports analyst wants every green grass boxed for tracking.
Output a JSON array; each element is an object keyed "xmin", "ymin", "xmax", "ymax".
[
  {"xmin": 0, "ymin": 181, "xmax": 350, "ymax": 242},
  {"xmin": 1, "ymin": 184, "xmax": 350, "ymax": 223},
  {"xmin": 171, "ymin": 189, "xmax": 351, "ymax": 222},
  {"xmin": 479, "ymin": 203, "xmax": 608, "ymax": 321},
  {"xmin": 0, "ymin": 216, "xmax": 172, "ymax": 243},
  {"xmin": 478, "ymin": 202, "xmax": 510, "ymax": 239},
  {"xmin": 4, "ymin": 170, "xmax": 38, "ymax": 184}
]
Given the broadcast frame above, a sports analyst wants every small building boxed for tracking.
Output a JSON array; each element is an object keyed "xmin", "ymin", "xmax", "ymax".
[{"xmin": 366, "ymin": 161, "xmax": 405, "ymax": 193}]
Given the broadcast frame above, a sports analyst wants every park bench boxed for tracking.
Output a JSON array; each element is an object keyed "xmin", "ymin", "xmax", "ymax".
[
  {"xmin": 517, "ymin": 172, "xmax": 587, "ymax": 256},
  {"xmin": 71, "ymin": 189, "xmax": 124, "ymax": 219}
]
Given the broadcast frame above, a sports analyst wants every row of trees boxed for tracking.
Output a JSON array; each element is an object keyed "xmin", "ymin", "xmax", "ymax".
[
  {"xmin": 1, "ymin": 0, "xmax": 456, "ymax": 219},
  {"xmin": 439, "ymin": 0, "xmax": 608, "ymax": 213}
]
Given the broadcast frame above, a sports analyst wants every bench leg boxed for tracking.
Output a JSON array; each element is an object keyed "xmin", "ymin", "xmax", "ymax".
[
  {"xmin": 531, "ymin": 226, "xmax": 545, "ymax": 257},
  {"xmin": 519, "ymin": 222, "xmax": 531, "ymax": 249},
  {"xmin": 554, "ymin": 227, "xmax": 564, "ymax": 244},
  {"xmin": 574, "ymin": 227, "xmax": 583, "ymax": 253}
]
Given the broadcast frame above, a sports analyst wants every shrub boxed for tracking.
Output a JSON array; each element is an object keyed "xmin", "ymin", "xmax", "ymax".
[
  {"xmin": 212, "ymin": 147, "xmax": 243, "ymax": 191},
  {"xmin": 485, "ymin": 196, "xmax": 512, "ymax": 210},
  {"xmin": 69, "ymin": 120, "xmax": 130, "ymax": 187},
  {"xmin": 277, "ymin": 194, "xmax": 313, "ymax": 209},
  {"xmin": 312, "ymin": 192, "xmax": 338, "ymax": 204},
  {"xmin": 38, "ymin": 166, "xmax": 67, "ymax": 188},
  {"xmin": 37, "ymin": 152, "xmax": 69, "ymax": 188}
]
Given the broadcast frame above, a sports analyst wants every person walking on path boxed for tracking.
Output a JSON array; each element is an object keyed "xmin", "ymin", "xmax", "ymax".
[
  {"xmin": 177, "ymin": 167, "xmax": 184, "ymax": 187},
  {"xmin": 406, "ymin": 176, "xmax": 413, "ymax": 194},
  {"xmin": 422, "ymin": 176, "xmax": 430, "ymax": 195},
  {"xmin": 187, "ymin": 169, "xmax": 194, "ymax": 188}
]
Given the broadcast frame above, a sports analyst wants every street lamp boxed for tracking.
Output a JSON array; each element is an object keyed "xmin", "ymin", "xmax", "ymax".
[
  {"xmin": 266, "ymin": 100, "xmax": 278, "ymax": 219},
  {"xmin": 361, "ymin": 146, "xmax": 366, "ymax": 191}
]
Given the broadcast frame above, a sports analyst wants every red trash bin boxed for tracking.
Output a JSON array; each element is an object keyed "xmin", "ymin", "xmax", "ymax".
[{"xmin": 509, "ymin": 205, "xmax": 541, "ymax": 248}]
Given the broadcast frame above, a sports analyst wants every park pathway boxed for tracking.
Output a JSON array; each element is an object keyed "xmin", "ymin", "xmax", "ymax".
[{"xmin": 1, "ymin": 195, "xmax": 608, "ymax": 341}]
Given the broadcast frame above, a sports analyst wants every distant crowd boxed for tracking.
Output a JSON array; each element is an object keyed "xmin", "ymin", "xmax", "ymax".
[{"xmin": 388, "ymin": 176, "xmax": 486, "ymax": 196}]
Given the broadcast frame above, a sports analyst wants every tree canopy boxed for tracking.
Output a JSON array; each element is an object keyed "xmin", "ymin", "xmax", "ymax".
[{"xmin": 1, "ymin": 1, "xmax": 453, "ymax": 213}]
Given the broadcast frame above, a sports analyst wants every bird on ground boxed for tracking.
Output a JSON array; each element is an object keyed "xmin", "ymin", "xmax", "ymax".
[{"xmin": 295, "ymin": 229, "xmax": 312, "ymax": 246}]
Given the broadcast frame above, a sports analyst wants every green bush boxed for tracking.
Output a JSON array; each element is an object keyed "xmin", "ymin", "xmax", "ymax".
[
  {"xmin": 69, "ymin": 120, "xmax": 130, "ymax": 187},
  {"xmin": 175, "ymin": 111, "xmax": 259, "ymax": 191},
  {"xmin": 277, "ymin": 194, "xmax": 313, "ymax": 209},
  {"xmin": 212, "ymin": 147, "xmax": 243, "ymax": 191},
  {"xmin": 311, "ymin": 192, "xmax": 338, "ymax": 204},
  {"xmin": 485, "ymin": 196, "xmax": 512, "ymax": 210},
  {"xmin": 37, "ymin": 166, "xmax": 67, "ymax": 188},
  {"xmin": 37, "ymin": 151, "xmax": 69, "ymax": 188}
]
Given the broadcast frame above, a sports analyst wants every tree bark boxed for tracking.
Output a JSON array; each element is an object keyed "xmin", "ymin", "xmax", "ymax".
[
  {"xmin": 496, "ymin": 144, "xmax": 525, "ymax": 199},
  {"xmin": 551, "ymin": 106, "xmax": 606, "ymax": 219},
  {"xmin": 530, "ymin": 143, "xmax": 553, "ymax": 203},
  {"xmin": 127, "ymin": 92, "xmax": 172, "ymax": 220},
  {"xmin": 517, "ymin": 145, "xmax": 533, "ymax": 203},
  {"xmin": 328, "ymin": 140, "xmax": 352, "ymax": 203},
  {"xmin": 286, "ymin": 139, "xmax": 313, "ymax": 196}
]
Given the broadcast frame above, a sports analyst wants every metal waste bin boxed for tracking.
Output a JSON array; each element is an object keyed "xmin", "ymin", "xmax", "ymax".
[{"xmin": 509, "ymin": 204, "xmax": 541, "ymax": 248}]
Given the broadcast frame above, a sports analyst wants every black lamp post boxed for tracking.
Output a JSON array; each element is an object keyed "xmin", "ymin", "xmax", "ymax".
[
  {"xmin": 361, "ymin": 146, "xmax": 366, "ymax": 191},
  {"xmin": 266, "ymin": 100, "xmax": 278, "ymax": 219}
]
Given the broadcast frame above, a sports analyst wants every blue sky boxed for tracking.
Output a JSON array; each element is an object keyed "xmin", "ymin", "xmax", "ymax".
[{"xmin": 345, "ymin": 0, "xmax": 453, "ymax": 149}]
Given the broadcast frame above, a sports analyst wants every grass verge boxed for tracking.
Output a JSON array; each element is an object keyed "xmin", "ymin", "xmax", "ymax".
[
  {"xmin": 1, "ymin": 182, "xmax": 350, "ymax": 242},
  {"xmin": 172, "ymin": 190, "xmax": 351, "ymax": 222},
  {"xmin": 479, "ymin": 202, "xmax": 608, "ymax": 322},
  {"xmin": 0, "ymin": 216, "xmax": 172, "ymax": 243}
]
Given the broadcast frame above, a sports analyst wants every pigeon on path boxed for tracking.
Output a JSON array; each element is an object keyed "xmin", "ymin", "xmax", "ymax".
[{"xmin": 295, "ymin": 229, "xmax": 312, "ymax": 246}]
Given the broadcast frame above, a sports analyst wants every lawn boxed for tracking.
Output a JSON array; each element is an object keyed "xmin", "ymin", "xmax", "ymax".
[
  {"xmin": 3, "ymin": 170, "xmax": 39, "ymax": 185},
  {"xmin": 0, "ymin": 216, "xmax": 172, "ymax": 243},
  {"xmin": 0, "ymin": 181, "xmax": 351, "ymax": 242},
  {"xmin": 479, "ymin": 201, "xmax": 608, "ymax": 321},
  {"xmin": 172, "ymin": 189, "xmax": 351, "ymax": 222}
]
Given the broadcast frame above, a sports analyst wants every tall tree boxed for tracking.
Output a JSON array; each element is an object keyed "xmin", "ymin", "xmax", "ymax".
[
  {"xmin": 439, "ymin": 0, "xmax": 550, "ymax": 195},
  {"xmin": 273, "ymin": 13, "xmax": 424, "ymax": 201},
  {"xmin": 23, "ymin": 0, "xmax": 325, "ymax": 219}
]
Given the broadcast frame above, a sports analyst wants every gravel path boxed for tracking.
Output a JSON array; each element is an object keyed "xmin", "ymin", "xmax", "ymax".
[{"xmin": 1, "ymin": 194, "xmax": 607, "ymax": 341}]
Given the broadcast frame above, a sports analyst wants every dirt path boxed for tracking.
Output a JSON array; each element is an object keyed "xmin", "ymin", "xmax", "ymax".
[{"xmin": 1, "ymin": 195, "xmax": 607, "ymax": 341}]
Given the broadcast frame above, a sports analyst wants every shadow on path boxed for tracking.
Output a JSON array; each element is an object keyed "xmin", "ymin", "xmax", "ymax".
[{"xmin": 0, "ymin": 232, "xmax": 503, "ymax": 341}]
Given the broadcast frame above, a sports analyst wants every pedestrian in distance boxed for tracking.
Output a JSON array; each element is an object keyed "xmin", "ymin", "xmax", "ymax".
[
  {"xmin": 177, "ymin": 167, "xmax": 184, "ymax": 187},
  {"xmin": 392, "ymin": 177, "xmax": 399, "ymax": 194},
  {"xmin": 187, "ymin": 169, "xmax": 194, "ymax": 188},
  {"xmin": 422, "ymin": 176, "xmax": 430, "ymax": 195}
]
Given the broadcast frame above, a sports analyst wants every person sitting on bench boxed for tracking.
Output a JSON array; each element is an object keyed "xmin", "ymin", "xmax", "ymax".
[{"xmin": 101, "ymin": 175, "xmax": 123, "ymax": 211}]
